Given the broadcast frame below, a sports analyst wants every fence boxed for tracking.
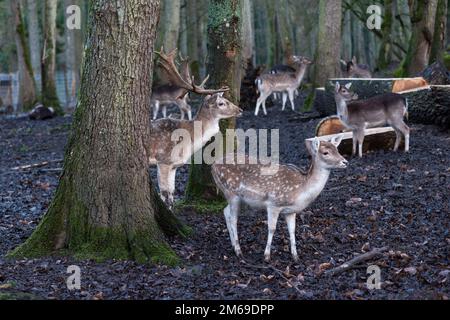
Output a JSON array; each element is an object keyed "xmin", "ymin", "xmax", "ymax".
[{"xmin": 0, "ymin": 71, "xmax": 73, "ymax": 111}]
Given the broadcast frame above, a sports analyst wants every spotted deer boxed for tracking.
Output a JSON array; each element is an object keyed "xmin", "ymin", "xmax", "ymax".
[
  {"xmin": 150, "ymin": 48, "xmax": 242, "ymax": 208},
  {"xmin": 269, "ymin": 56, "xmax": 301, "ymax": 101},
  {"xmin": 211, "ymin": 136, "xmax": 348, "ymax": 262},
  {"xmin": 334, "ymin": 82, "xmax": 410, "ymax": 158},
  {"xmin": 151, "ymin": 54, "xmax": 192, "ymax": 120},
  {"xmin": 255, "ymin": 56, "xmax": 312, "ymax": 116},
  {"xmin": 341, "ymin": 56, "xmax": 372, "ymax": 78}
]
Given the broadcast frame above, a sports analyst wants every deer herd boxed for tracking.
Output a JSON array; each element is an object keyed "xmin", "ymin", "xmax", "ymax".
[{"xmin": 150, "ymin": 48, "xmax": 410, "ymax": 263}]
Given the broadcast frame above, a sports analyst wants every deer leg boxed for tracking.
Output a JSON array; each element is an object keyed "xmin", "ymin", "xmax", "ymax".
[
  {"xmin": 223, "ymin": 205, "xmax": 236, "ymax": 251},
  {"xmin": 352, "ymin": 133, "xmax": 358, "ymax": 157},
  {"xmin": 285, "ymin": 213, "xmax": 299, "ymax": 262},
  {"xmin": 288, "ymin": 90, "xmax": 295, "ymax": 111},
  {"xmin": 282, "ymin": 93, "xmax": 288, "ymax": 111},
  {"xmin": 229, "ymin": 197, "xmax": 242, "ymax": 258},
  {"xmin": 153, "ymin": 101, "xmax": 160, "ymax": 120},
  {"xmin": 355, "ymin": 128, "xmax": 365, "ymax": 158},
  {"xmin": 187, "ymin": 109, "xmax": 192, "ymax": 121},
  {"xmin": 157, "ymin": 164, "xmax": 176, "ymax": 208},
  {"xmin": 392, "ymin": 121, "xmax": 410, "ymax": 152},
  {"xmin": 256, "ymin": 92, "xmax": 270, "ymax": 116},
  {"xmin": 162, "ymin": 105, "xmax": 167, "ymax": 118},
  {"xmin": 264, "ymin": 207, "xmax": 281, "ymax": 262}
]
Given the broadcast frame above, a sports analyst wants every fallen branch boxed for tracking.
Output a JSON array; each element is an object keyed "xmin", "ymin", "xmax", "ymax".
[
  {"xmin": 240, "ymin": 259, "xmax": 303, "ymax": 295},
  {"xmin": 324, "ymin": 247, "xmax": 389, "ymax": 276},
  {"xmin": 12, "ymin": 159, "xmax": 63, "ymax": 171}
]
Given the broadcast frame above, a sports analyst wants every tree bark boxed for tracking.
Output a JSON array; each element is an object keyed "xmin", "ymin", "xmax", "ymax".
[
  {"xmin": 163, "ymin": 0, "xmax": 181, "ymax": 51},
  {"xmin": 241, "ymin": 0, "xmax": 255, "ymax": 70},
  {"xmin": 26, "ymin": 0, "xmax": 41, "ymax": 92},
  {"xmin": 10, "ymin": 0, "xmax": 186, "ymax": 264},
  {"xmin": 41, "ymin": 0, "xmax": 61, "ymax": 113},
  {"xmin": 430, "ymin": 0, "xmax": 448, "ymax": 63},
  {"xmin": 185, "ymin": 0, "xmax": 242, "ymax": 203},
  {"xmin": 10, "ymin": 0, "xmax": 37, "ymax": 111},
  {"xmin": 64, "ymin": 0, "xmax": 83, "ymax": 109},
  {"xmin": 404, "ymin": 0, "xmax": 438, "ymax": 75},
  {"xmin": 313, "ymin": 0, "xmax": 342, "ymax": 87},
  {"xmin": 377, "ymin": 0, "xmax": 394, "ymax": 70}
]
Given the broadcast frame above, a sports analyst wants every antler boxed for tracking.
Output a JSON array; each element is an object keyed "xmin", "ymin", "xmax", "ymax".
[{"xmin": 155, "ymin": 47, "xmax": 229, "ymax": 95}]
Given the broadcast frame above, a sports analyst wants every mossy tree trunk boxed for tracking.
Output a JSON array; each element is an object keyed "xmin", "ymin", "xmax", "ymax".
[
  {"xmin": 403, "ymin": 0, "xmax": 438, "ymax": 76},
  {"xmin": 162, "ymin": 0, "xmax": 181, "ymax": 51},
  {"xmin": 10, "ymin": 0, "xmax": 37, "ymax": 111},
  {"xmin": 313, "ymin": 0, "xmax": 342, "ymax": 87},
  {"xmin": 430, "ymin": 0, "xmax": 448, "ymax": 63},
  {"xmin": 10, "ymin": 0, "xmax": 187, "ymax": 265},
  {"xmin": 41, "ymin": 0, "xmax": 62, "ymax": 114},
  {"xmin": 184, "ymin": 0, "xmax": 242, "ymax": 204},
  {"xmin": 377, "ymin": 0, "xmax": 394, "ymax": 71}
]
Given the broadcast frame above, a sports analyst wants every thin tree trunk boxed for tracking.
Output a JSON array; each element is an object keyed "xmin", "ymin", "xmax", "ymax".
[
  {"xmin": 10, "ymin": 0, "xmax": 187, "ymax": 264},
  {"xmin": 42, "ymin": 0, "xmax": 62, "ymax": 113},
  {"xmin": 10, "ymin": 0, "xmax": 37, "ymax": 111},
  {"xmin": 26, "ymin": 0, "xmax": 41, "ymax": 92},
  {"xmin": 242, "ymin": 0, "xmax": 255, "ymax": 69},
  {"xmin": 163, "ymin": 0, "xmax": 181, "ymax": 51},
  {"xmin": 430, "ymin": 0, "xmax": 448, "ymax": 63},
  {"xmin": 185, "ymin": 0, "xmax": 242, "ymax": 203},
  {"xmin": 313, "ymin": 0, "xmax": 342, "ymax": 87},
  {"xmin": 377, "ymin": 0, "xmax": 394, "ymax": 70},
  {"xmin": 404, "ymin": 0, "xmax": 439, "ymax": 75}
]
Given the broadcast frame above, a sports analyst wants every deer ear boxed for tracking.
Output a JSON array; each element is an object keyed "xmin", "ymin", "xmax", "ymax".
[
  {"xmin": 218, "ymin": 92, "xmax": 224, "ymax": 98},
  {"xmin": 312, "ymin": 138, "xmax": 321, "ymax": 154},
  {"xmin": 345, "ymin": 83, "xmax": 352, "ymax": 89},
  {"xmin": 335, "ymin": 82, "xmax": 341, "ymax": 93},
  {"xmin": 340, "ymin": 59, "xmax": 347, "ymax": 66},
  {"xmin": 331, "ymin": 134, "xmax": 344, "ymax": 147}
]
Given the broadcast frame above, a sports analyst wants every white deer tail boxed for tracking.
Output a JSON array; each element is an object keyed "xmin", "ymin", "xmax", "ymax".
[{"xmin": 255, "ymin": 78, "xmax": 262, "ymax": 95}]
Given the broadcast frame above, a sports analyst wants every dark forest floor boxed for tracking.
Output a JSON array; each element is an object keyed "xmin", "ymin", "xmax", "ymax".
[{"xmin": 0, "ymin": 99, "xmax": 449, "ymax": 300}]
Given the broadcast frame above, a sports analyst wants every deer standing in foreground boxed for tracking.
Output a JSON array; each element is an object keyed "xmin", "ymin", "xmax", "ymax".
[
  {"xmin": 255, "ymin": 56, "xmax": 312, "ymax": 116},
  {"xmin": 150, "ymin": 48, "xmax": 242, "ymax": 207},
  {"xmin": 341, "ymin": 56, "xmax": 372, "ymax": 78},
  {"xmin": 212, "ymin": 136, "xmax": 348, "ymax": 262},
  {"xmin": 151, "ymin": 54, "xmax": 193, "ymax": 120},
  {"xmin": 334, "ymin": 82, "xmax": 410, "ymax": 158}
]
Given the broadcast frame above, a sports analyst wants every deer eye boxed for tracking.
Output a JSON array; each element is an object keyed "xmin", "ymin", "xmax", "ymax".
[
  {"xmin": 323, "ymin": 152, "xmax": 329, "ymax": 156},
  {"xmin": 218, "ymin": 102, "xmax": 225, "ymax": 107}
]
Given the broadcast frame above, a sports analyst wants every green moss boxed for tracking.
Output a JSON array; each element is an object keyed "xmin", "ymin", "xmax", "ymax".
[
  {"xmin": 208, "ymin": 0, "xmax": 241, "ymax": 31},
  {"xmin": 444, "ymin": 53, "xmax": 450, "ymax": 70},
  {"xmin": 303, "ymin": 89, "xmax": 315, "ymax": 112},
  {"xmin": 176, "ymin": 198, "xmax": 227, "ymax": 215},
  {"xmin": 0, "ymin": 291, "xmax": 40, "ymax": 300}
]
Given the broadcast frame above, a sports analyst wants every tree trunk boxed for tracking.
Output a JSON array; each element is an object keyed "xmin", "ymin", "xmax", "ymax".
[
  {"xmin": 241, "ymin": 0, "xmax": 254, "ymax": 70},
  {"xmin": 163, "ymin": 0, "xmax": 181, "ymax": 51},
  {"xmin": 377, "ymin": 0, "xmax": 394, "ymax": 70},
  {"xmin": 404, "ymin": 0, "xmax": 438, "ymax": 76},
  {"xmin": 430, "ymin": 0, "xmax": 448, "ymax": 63},
  {"xmin": 41, "ymin": 0, "xmax": 62, "ymax": 113},
  {"xmin": 313, "ymin": 0, "xmax": 342, "ymax": 87},
  {"xmin": 185, "ymin": 0, "xmax": 242, "ymax": 204},
  {"xmin": 10, "ymin": 0, "xmax": 186, "ymax": 264},
  {"xmin": 26, "ymin": 0, "xmax": 41, "ymax": 92},
  {"xmin": 64, "ymin": 0, "xmax": 83, "ymax": 109},
  {"xmin": 10, "ymin": 0, "xmax": 37, "ymax": 111}
]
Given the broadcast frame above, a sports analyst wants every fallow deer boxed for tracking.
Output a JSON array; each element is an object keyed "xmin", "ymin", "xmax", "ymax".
[
  {"xmin": 334, "ymin": 82, "xmax": 410, "ymax": 158},
  {"xmin": 211, "ymin": 136, "xmax": 348, "ymax": 262},
  {"xmin": 151, "ymin": 85, "xmax": 192, "ymax": 120},
  {"xmin": 255, "ymin": 56, "xmax": 312, "ymax": 116},
  {"xmin": 269, "ymin": 59, "xmax": 300, "ymax": 100},
  {"xmin": 151, "ymin": 54, "xmax": 193, "ymax": 120},
  {"xmin": 341, "ymin": 56, "xmax": 372, "ymax": 78},
  {"xmin": 150, "ymin": 48, "xmax": 242, "ymax": 208}
]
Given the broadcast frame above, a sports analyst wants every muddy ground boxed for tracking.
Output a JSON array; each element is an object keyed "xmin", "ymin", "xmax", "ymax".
[{"xmin": 0, "ymin": 98, "xmax": 449, "ymax": 300}]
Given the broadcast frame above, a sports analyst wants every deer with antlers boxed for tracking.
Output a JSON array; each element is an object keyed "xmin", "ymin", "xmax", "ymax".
[
  {"xmin": 255, "ymin": 56, "xmax": 312, "ymax": 116},
  {"xmin": 212, "ymin": 136, "xmax": 348, "ymax": 262},
  {"xmin": 150, "ymin": 48, "xmax": 242, "ymax": 208},
  {"xmin": 151, "ymin": 54, "xmax": 193, "ymax": 120}
]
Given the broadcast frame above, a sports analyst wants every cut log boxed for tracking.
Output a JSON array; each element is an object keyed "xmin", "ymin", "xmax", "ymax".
[
  {"xmin": 315, "ymin": 115, "xmax": 348, "ymax": 136},
  {"xmin": 401, "ymin": 85, "xmax": 450, "ymax": 128},
  {"xmin": 306, "ymin": 127, "xmax": 403, "ymax": 156},
  {"xmin": 419, "ymin": 62, "xmax": 450, "ymax": 85}
]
